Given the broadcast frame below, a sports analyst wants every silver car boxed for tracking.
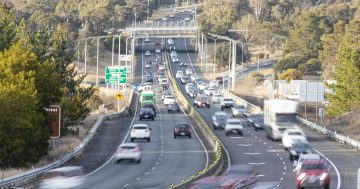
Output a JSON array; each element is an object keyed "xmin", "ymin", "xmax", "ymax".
[{"xmin": 39, "ymin": 166, "xmax": 85, "ymax": 189}]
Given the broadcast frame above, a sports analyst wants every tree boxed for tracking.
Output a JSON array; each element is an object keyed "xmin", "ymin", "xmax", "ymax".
[
  {"xmin": 0, "ymin": 42, "xmax": 49, "ymax": 167},
  {"xmin": 0, "ymin": 4, "xmax": 17, "ymax": 51},
  {"xmin": 326, "ymin": 20, "xmax": 360, "ymax": 117},
  {"xmin": 248, "ymin": 0, "xmax": 266, "ymax": 21},
  {"xmin": 277, "ymin": 68, "xmax": 302, "ymax": 82},
  {"xmin": 213, "ymin": 42, "xmax": 250, "ymax": 68}
]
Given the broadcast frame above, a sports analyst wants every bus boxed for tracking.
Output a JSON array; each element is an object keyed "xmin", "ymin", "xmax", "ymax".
[{"xmin": 140, "ymin": 90, "xmax": 155, "ymax": 106}]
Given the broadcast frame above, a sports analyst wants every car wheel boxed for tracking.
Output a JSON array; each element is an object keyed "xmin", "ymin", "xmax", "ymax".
[
  {"xmin": 207, "ymin": 105, "xmax": 210, "ymax": 108},
  {"xmin": 221, "ymin": 107, "xmax": 224, "ymax": 110},
  {"xmin": 225, "ymin": 132, "xmax": 229, "ymax": 136},
  {"xmin": 168, "ymin": 110, "xmax": 170, "ymax": 113},
  {"xmin": 136, "ymin": 158, "xmax": 141, "ymax": 163},
  {"xmin": 116, "ymin": 159, "xmax": 121, "ymax": 163},
  {"xmin": 154, "ymin": 113, "xmax": 157, "ymax": 117},
  {"xmin": 147, "ymin": 138, "xmax": 150, "ymax": 142},
  {"xmin": 131, "ymin": 138, "xmax": 134, "ymax": 142},
  {"xmin": 254, "ymin": 127, "xmax": 258, "ymax": 131},
  {"xmin": 213, "ymin": 124, "xmax": 217, "ymax": 130},
  {"xmin": 289, "ymin": 155, "xmax": 294, "ymax": 161},
  {"xmin": 189, "ymin": 135, "xmax": 192, "ymax": 138},
  {"xmin": 178, "ymin": 110, "xmax": 181, "ymax": 113},
  {"xmin": 239, "ymin": 131, "xmax": 243, "ymax": 136},
  {"xmin": 139, "ymin": 118, "xmax": 142, "ymax": 121},
  {"xmin": 152, "ymin": 118, "xmax": 155, "ymax": 121},
  {"xmin": 324, "ymin": 184, "xmax": 330, "ymax": 189}
]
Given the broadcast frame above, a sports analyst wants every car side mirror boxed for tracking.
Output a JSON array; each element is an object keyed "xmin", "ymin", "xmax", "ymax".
[{"xmin": 149, "ymin": 128, "xmax": 152, "ymax": 131}]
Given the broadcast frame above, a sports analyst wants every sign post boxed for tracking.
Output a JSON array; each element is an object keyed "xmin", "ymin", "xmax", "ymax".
[
  {"xmin": 45, "ymin": 105, "xmax": 61, "ymax": 139},
  {"xmin": 116, "ymin": 92, "xmax": 124, "ymax": 112}
]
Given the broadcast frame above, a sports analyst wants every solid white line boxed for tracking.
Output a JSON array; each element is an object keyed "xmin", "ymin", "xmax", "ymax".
[
  {"xmin": 248, "ymin": 162, "xmax": 266, "ymax": 165},
  {"xmin": 85, "ymin": 95, "xmax": 139, "ymax": 177},
  {"xmin": 124, "ymin": 184, "xmax": 129, "ymax": 187},
  {"xmin": 183, "ymin": 38, "xmax": 231, "ymax": 168},
  {"xmin": 237, "ymin": 144, "xmax": 252, "ymax": 146},
  {"xmin": 312, "ymin": 148, "xmax": 341, "ymax": 189},
  {"xmin": 244, "ymin": 153, "xmax": 261, "ymax": 155},
  {"xmin": 136, "ymin": 177, "xmax": 141, "ymax": 180},
  {"xmin": 145, "ymin": 172, "xmax": 149, "ymax": 175},
  {"xmin": 230, "ymin": 136, "xmax": 243, "ymax": 139},
  {"xmin": 257, "ymin": 174, "xmax": 265, "ymax": 177},
  {"xmin": 284, "ymin": 166, "xmax": 286, "ymax": 170}
]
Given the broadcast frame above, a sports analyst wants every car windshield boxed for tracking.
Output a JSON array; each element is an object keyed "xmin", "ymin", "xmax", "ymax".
[
  {"xmin": 121, "ymin": 146, "xmax": 135, "ymax": 150},
  {"xmin": 289, "ymin": 132, "xmax": 303, "ymax": 136},
  {"xmin": 301, "ymin": 163, "xmax": 326, "ymax": 170},
  {"xmin": 276, "ymin": 113, "xmax": 297, "ymax": 123},
  {"xmin": 177, "ymin": 124, "xmax": 189, "ymax": 128},
  {"xmin": 293, "ymin": 142, "xmax": 310, "ymax": 149},
  {"xmin": 166, "ymin": 96, "xmax": 174, "ymax": 99},
  {"xmin": 224, "ymin": 99, "xmax": 233, "ymax": 102},
  {"xmin": 216, "ymin": 115, "xmax": 228, "ymax": 120},
  {"xmin": 143, "ymin": 96, "xmax": 154, "ymax": 101},
  {"xmin": 228, "ymin": 121, "xmax": 241, "ymax": 125},
  {"xmin": 134, "ymin": 126, "xmax": 147, "ymax": 130}
]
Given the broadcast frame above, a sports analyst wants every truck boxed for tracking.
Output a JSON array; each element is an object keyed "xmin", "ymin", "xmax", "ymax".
[
  {"xmin": 264, "ymin": 99, "xmax": 299, "ymax": 140},
  {"xmin": 140, "ymin": 90, "xmax": 155, "ymax": 106}
]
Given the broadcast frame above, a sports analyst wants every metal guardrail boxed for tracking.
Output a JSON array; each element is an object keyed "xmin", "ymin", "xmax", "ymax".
[
  {"xmin": 0, "ymin": 90, "xmax": 134, "ymax": 189},
  {"xmin": 164, "ymin": 51, "xmax": 225, "ymax": 188},
  {"xmin": 222, "ymin": 89, "xmax": 360, "ymax": 151}
]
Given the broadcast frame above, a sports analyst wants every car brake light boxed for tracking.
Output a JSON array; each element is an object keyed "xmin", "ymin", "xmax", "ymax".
[
  {"xmin": 132, "ymin": 130, "xmax": 136, "ymax": 132},
  {"xmin": 133, "ymin": 148, "xmax": 140, "ymax": 152},
  {"xmin": 145, "ymin": 129, "xmax": 149, "ymax": 132},
  {"xmin": 297, "ymin": 172, "xmax": 306, "ymax": 181},
  {"xmin": 188, "ymin": 128, "xmax": 192, "ymax": 132},
  {"xmin": 320, "ymin": 172, "xmax": 328, "ymax": 180}
]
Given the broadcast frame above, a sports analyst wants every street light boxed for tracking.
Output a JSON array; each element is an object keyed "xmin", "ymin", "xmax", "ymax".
[
  {"xmin": 246, "ymin": 43, "xmax": 265, "ymax": 72},
  {"xmin": 204, "ymin": 35, "xmax": 218, "ymax": 80}
]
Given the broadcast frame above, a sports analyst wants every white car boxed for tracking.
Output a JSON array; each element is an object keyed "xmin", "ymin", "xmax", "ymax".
[
  {"xmin": 145, "ymin": 51, "xmax": 151, "ymax": 56},
  {"xmin": 176, "ymin": 70, "xmax": 184, "ymax": 79},
  {"xmin": 130, "ymin": 124, "xmax": 151, "ymax": 142},
  {"xmin": 212, "ymin": 93, "xmax": 224, "ymax": 104},
  {"xmin": 144, "ymin": 37, "xmax": 150, "ymax": 42},
  {"xmin": 231, "ymin": 106, "xmax": 246, "ymax": 117},
  {"xmin": 225, "ymin": 118, "xmax": 244, "ymax": 136},
  {"xmin": 164, "ymin": 95, "xmax": 176, "ymax": 105},
  {"xmin": 209, "ymin": 80, "xmax": 220, "ymax": 88},
  {"xmin": 167, "ymin": 39, "xmax": 174, "ymax": 45},
  {"xmin": 184, "ymin": 17, "xmax": 190, "ymax": 21},
  {"xmin": 198, "ymin": 83, "xmax": 209, "ymax": 91},
  {"xmin": 172, "ymin": 57, "xmax": 179, "ymax": 63},
  {"xmin": 282, "ymin": 129, "xmax": 307, "ymax": 149},
  {"xmin": 115, "ymin": 143, "xmax": 141, "ymax": 163},
  {"xmin": 221, "ymin": 98, "xmax": 235, "ymax": 110},
  {"xmin": 39, "ymin": 166, "xmax": 85, "ymax": 189},
  {"xmin": 155, "ymin": 49, "xmax": 161, "ymax": 53},
  {"xmin": 170, "ymin": 14, "xmax": 175, "ymax": 18},
  {"xmin": 185, "ymin": 69, "xmax": 193, "ymax": 75},
  {"xmin": 162, "ymin": 17, "xmax": 168, "ymax": 21},
  {"xmin": 204, "ymin": 87, "xmax": 215, "ymax": 96},
  {"xmin": 170, "ymin": 51, "xmax": 177, "ymax": 57},
  {"xmin": 160, "ymin": 78, "xmax": 168, "ymax": 85}
]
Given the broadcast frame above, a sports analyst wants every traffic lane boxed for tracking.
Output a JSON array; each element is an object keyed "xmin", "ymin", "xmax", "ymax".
[
  {"xmin": 180, "ymin": 40, "xmax": 342, "ymax": 189},
  {"xmin": 169, "ymin": 53, "xmax": 293, "ymax": 186}
]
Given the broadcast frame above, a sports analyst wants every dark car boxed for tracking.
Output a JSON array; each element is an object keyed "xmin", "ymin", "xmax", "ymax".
[
  {"xmin": 194, "ymin": 97, "xmax": 210, "ymax": 108},
  {"xmin": 142, "ymin": 104, "xmax": 156, "ymax": 117},
  {"xmin": 139, "ymin": 108, "xmax": 155, "ymax": 121},
  {"xmin": 145, "ymin": 76, "xmax": 153, "ymax": 82},
  {"xmin": 220, "ymin": 165, "xmax": 258, "ymax": 189},
  {"xmin": 215, "ymin": 76, "xmax": 223, "ymax": 84},
  {"xmin": 168, "ymin": 103, "xmax": 181, "ymax": 113},
  {"xmin": 295, "ymin": 159, "xmax": 330, "ymax": 189},
  {"xmin": 187, "ymin": 87, "xmax": 198, "ymax": 98},
  {"xmin": 180, "ymin": 76, "xmax": 190, "ymax": 84},
  {"xmin": 288, "ymin": 142, "xmax": 312, "ymax": 161},
  {"xmin": 146, "ymin": 59, "xmax": 152, "ymax": 64},
  {"xmin": 174, "ymin": 123, "xmax": 192, "ymax": 138},
  {"xmin": 212, "ymin": 112, "xmax": 229, "ymax": 130}
]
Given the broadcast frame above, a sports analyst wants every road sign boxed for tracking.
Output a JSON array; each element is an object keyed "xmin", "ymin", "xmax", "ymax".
[
  {"xmin": 124, "ymin": 90, "xmax": 129, "ymax": 97},
  {"xmin": 45, "ymin": 105, "xmax": 61, "ymax": 138},
  {"xmin": 105, "ymin": 66, "xmax": 127, "ymax": 84},
  {"xmin": 119, "ymin": 55, "xmax": 132, "ymax": 61},
  {"xmin": 116, "ymin": 92, "xmax": 124, "ymax": 100}
]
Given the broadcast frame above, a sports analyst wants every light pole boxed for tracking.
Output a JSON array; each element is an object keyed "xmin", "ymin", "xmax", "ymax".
[
  {"xmin": 205, "ymin": 36, "xmax": 218, "ymax": 79},
  {"xmin": 246, "ymin": 43, "xmax": 265, "ymax": 72}
]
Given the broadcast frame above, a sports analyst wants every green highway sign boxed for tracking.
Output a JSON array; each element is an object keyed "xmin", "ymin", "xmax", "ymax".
[{"xmin": 105, "ymin": 66, "xmax": 127, "ymax": 84}]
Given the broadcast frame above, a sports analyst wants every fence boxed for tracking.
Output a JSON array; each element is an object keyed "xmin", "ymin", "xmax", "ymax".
[
  {"xmin": 164, "ymin": 51, "xmax": 226, "ymax": 188},
  {"xmin": 0, "ymin": 90, "xmax": 134, "ymax": 189}
]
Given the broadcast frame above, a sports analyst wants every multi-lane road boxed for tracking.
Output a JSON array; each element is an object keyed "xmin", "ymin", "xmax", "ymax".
[{"xmin": 167, "ymin": 32, "xmax": 360, "ymax": 188}]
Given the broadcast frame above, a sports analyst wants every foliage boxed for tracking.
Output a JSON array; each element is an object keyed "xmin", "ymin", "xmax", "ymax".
[
  {"xmin": 326, "ymin": 20, "xmax": 360, "ymax": 117},
  {"xmin": 212, "ymin": 42, "xmax": 250, "ymax": 68},
  {"xmin": 250, "ymin": 72, "xmax": 264, "ymax": 84},
  {"xmin": 0, "ymin": 4, "xmax": 17, "ymax": 51},
  {"xmin": 277, "ymin": 68, "xmax": 302, "ymax": 82}
]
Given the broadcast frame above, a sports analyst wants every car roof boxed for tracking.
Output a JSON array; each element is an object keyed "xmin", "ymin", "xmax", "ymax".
[
  {"xmin": 301, "ymin": 154, "xmax": 322, "ymax": 159},
  {"xmin": 133, "ymin": 124, "xmax": 148, "ymax": 127},
  {"xmin": 119, "ymin": 143, "xmax": 138, "ymax": 148},
  {"xmin": 176, "ymin": 122, "xmax": 190, "ymax": 126},
  {"xmin": 302, "ymin": 159, "xmax": 327, "ymax": 165},
  {"xmin": 227, "ymin": 118, "xmax": 241, "ymax": 122}
]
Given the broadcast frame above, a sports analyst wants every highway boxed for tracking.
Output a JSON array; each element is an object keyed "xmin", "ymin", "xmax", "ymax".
[
  {"xmin": 165, "ymin": 35, "xmax": 360, "ymax": 189},
  {"xmin": 69, "ymin": 35, "xmax": 208, "ymax": 188}
]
